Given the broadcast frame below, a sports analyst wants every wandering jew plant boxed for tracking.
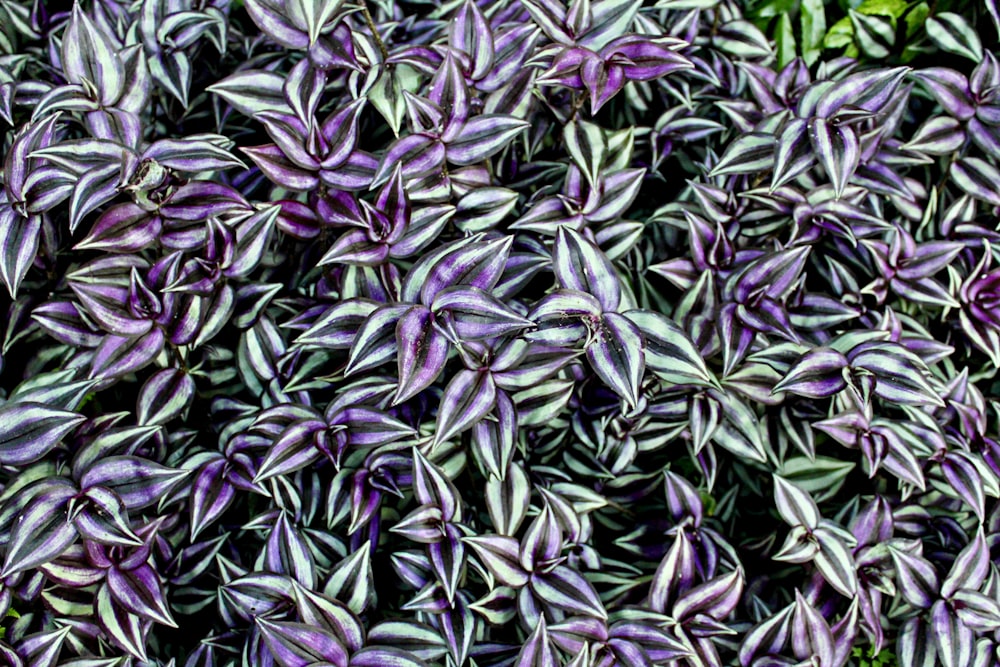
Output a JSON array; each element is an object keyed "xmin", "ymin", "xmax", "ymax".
[{"xmin": 1, "ymin": 0, "xmax": 1000, "ymax": 664}]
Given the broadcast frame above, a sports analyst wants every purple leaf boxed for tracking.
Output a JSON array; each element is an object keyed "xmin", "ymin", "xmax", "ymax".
[
  {"xmin": 941, "ymin": 528, "xmax": 989, "ymax": 598},
  {"xmin": 446, "ymin": 115, "xmax": 529, "ymax": 165},
  {"xmin": 462, "ymin": 535, "xmax": 529, "ymax": 587},
  {"xmin": 255, "ymin": 419, "xmax": 326, "ymax": 483},
  {"xmin": 89, "ymin": 329, "xmax": 166, "ymax": 380},
  {"xmin": 586, "ymin": 312, "xmax": 645, "ymax": 407},
  {"xmin": 394, "ymin": 306, "xmax": 450, "ymax": 404},
  {"xmin": 415, "ymin": 234, "xmax": 514, "ymax": 306},
  {"xmin": 72, "ymin": 486, "xmax": 142, "ymax": 547},
  {"xmin": 373, "ymin": 133, "xmax": 446, "ymax": 186},
  {"xmin": 911, "ymin": 68, "xmax": 975, "ymax": 120},
  {"xmin": 188, "ymin": 456, "xmax": 236, "ymax": 539},
  {"xmin": 136, "ymin": 368, "xmax": 195, "ymax": 426},
  {"xmin": 62, "ymin": 5, "xmax": 125, "ymax": 106},
  {"xmin": 1, "ymin": 480, "xmax": 77, "ymax": 577},
  {"xmin": 207, "ymin": 69, "xmax": 289, "ymax": 117},
  {"xmin": 931, "ymin": 598, "xmax": 976, "ymax": 667},
  {"xmin": 107, "ymin": 563, "xmax": 177, "ymax": 627},
  {"xmin": 773, "ymin": 347, "xmax": 849, "ymax": 398},
  {"xmin": 96, "ymin": 581, "xmax": 148, "ymax": 662},
  {"xmin": 242, "ymin": 144, "xmax": 320, "ymax": 192},
  {"xmin": 889, "ymin": 547, "xmax": 939, "ymax": 609},
  {"xmin": 0, "ymin": 402, "xmax": 85, "ymax": 466},
  {"xmin": 950, "ymin": 157, "xmax": 1000, "ymax": 206},
  {"xmin": 432, "ymin": 286, "xmax": 535, "ymax": 340},
  {"xmin": 809, "ymin": 118, "xmax": 859, "ymax": 198},
  {"xmin": 773, "ymin": 475, "xmax": 820, "ymax": 529},
  {"xmin": 0, "ymin": 210, "xmax": 41, "ymax": 298},
  {"xmin": 75, "ymin": 203, "xmax": 161, "ymax": 254},
  {"xmin": 672, "ymin": 567, "xmax": 744, "ymax": 621},
  {"xmin": 515, "ymin": 617, "xmax": 558, "ymax": 667},
  {"xmin": 435, "ymin": 370, "xmax": 497, "ymax": 445},
  {"xmin": 144, "ymin": 136, "xmax": 246, "ymax": 172},
  {"xmin": 350, "ymin": 647, "xmax": 427, "ymax": 667},
  {"xmin": 256, "ymin": 618, "xmax": 348, "ymax": 667},
  {"xmin": 530, "ymin": 566, "xmax": 607, "ymax": 619},
  {"xmin": 345, "ymin": 304, "xmax": 410, "ymax": 376},
  {"xmin": 79, "ymin": 456, "xmax": 189, "ymax": 511},
  {"xmin": 553, "ymin": 226, "xmax": 621, "ymax": 311},
  {"xmin": 813, "ymin": 525, "xmax": 859, "ymax": 597}
]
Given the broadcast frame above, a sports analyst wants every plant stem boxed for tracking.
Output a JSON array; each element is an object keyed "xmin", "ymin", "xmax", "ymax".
[{"xmin": 361, "ymin": 3, "xmax": 388, "ymax": 62}]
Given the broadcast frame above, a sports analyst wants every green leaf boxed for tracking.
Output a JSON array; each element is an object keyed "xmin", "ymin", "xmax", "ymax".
[
  {"xmin": 777, "ymin": 456, "xmax": 855, "ymax": 502},
  {"xmin": 926, "ymin": 12, "xmax": 983, "ymax": 61},
  {"xmin": 775, "ymin": 13, "xmax": 796, "ymax": 67},
  {"xmin": 800, "ymin": 0, "xmax": 827, "ymax": 64},
  {"xmin": 750, "ymin": 0, "xmax": 797, "ymax": 21},
  {"xmin": 824, "ymin": 16, "xmax": 855, "ymax": 48},
  {"xmin": 855, "ymin": 0, "xmax": 909, "ymax": 19},
  {"xmin": 905, "ymin": 2, "xmax": 930, "ymax": 37}
]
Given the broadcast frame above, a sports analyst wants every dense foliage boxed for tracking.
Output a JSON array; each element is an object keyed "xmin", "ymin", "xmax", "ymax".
[{"xmin": 1, "ymin": 0, "xmax": 1000, "ymax": 664}]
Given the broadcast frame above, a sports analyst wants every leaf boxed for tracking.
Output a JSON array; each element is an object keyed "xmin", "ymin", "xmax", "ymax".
[
  {"xmin": 775, "ymin": 13, "xmax": 796, "ymax": 69},
  {"xmin": 89, "ymin": 329, "xmax": 166, "ymax": 380},
  {"xmin": 902, "ymin": 116, "xmax": 966, "ymax": 155},
  {"xmin": 673, "ymin": 567, "xmax": 744, "ymax": 621},
  {"xmin": 926, "ymin": 12, "xmax": 983, "ymax": 61},
  {"xmin": 450, "ymin": 0, "xmax": 495, "ymax": 80},
  {"xmin": 144, "ymin": 136, "xmax": 246, "ymax": 172},
  {"xmin": 849, "ymin": 10, "xmax": 894, "ymax": 59},
  {"xmin": 62, "ymin": 4, "xmax": 125, "ymax": 106},
  {"xmin": 530, "ymin": 566, "xmax": 607, "ymax": 619},
  {"xmin": 586, "ymin": 312, "xmax": 645, "ymax": 407},
  {"xmin": 372, "ymin": 133, "xmax": 445, "ymax": 186},
  {"xmin": 772, "ymin": 347, "xmax": 849, "ymax": 398},
  {"xmin": 801, "ymin": 0, "xmax": 827, "ymax": 65},
  {"xmin": 435, "ymin": 370, "xmax": 497, "ymax": 445},
  {"xmin": 514, "ymin": 617, "xmax": 558, "ymax": 667},
  {"xmin": 564, "ymin": 120, "xmax": 607, "ymax": 188},
  {"xmin": 462, "ymin": 535, "xmax": 529, "ymax": 587},
  {"xmin": 950, "ymin": 157, "xmax": 1000, "ymax": 206},
  {"xmin": 0, "ymin": 402, "xmax": 85, "ymax": 466},
  {"xmin": 188, "ymin": 457, "xmax": 236, "ymax": 539},
  {"xmin": 1, "ymin": 480, "xmax": 77, "ymax": 577},
  {"xmin": 773, "ymin": 475, "xmax": 820, "ymax": 529},
  {"xmin": 813, "ymin": 524, "xmax": 859, "ymax": 597},
  {"xmin": 889, "ymin": 547, "xmax": 939, "ymax": 609},
  {"xmin": 849, "ymin": 343, "xmax": 944, "ymax": 407},
  {"xmin": 136, "ymin": 368, "xmax": 195, "ymax": 425},
  {"xmin": 324, "ymin": 545, "xmax": 374, "ymax": 614},
  {"xmin": 941, "ymin": 528, "xmax": 989, "ymax": 599},
  {"xmin": 96, "ymin": 582, "xmax": 148, "ymax": 661},
  {"xmin": 255, "ymin": 419, "xmax": 326, "ymax": 483},
  {"xmin": 809, "ymin": 118, "xmax": 860, "ymax": 198},
  {"xmin": 930, "ymin": 598, "xmax": 975, "ymax": 667},
  {"xmin": 446, "ymin": 114, "xmax": 529, "ymax": 165},
  {"xmin": 553, "ymin": 226, "xmax": 621, "ymax": 311},
  {"xmin": 79, "ymin": 456, "xmax": 188, "ymax": 511},
  {"xmin": 73, "ymin": 486, "xmax": 142, "ymax": 547},
  {"xmin": 432, "ymin": 286, "xmax": 534, "ymax": 340},
  {"xmin": 415, "ymin": 234, "xmax": 513, "ymax": 305},
  {"xmin": 708, "ymin": 133, "xmax": 774, "ymax": 177},
  {"xmin": 107, "ymin": 563, "xmax": 177, "ymax": 627},
  {"xmin": 394, "ymin": 306, "xmax": 450, "ymax": 404},
  {"xmin": 351, "ymin": 647, "xmax": 428, "ymax": 667},
  {"xmin": 208, "ymin": 70, "xmax": 290, "ymax": 117},
  {"xmin": 75, "ymin": 203, "xmax": 161, "ymax": 254},
  {"xmin": 0, "ymin": 210, "xmax": 41, "ymax": 298},
  {"xmin": 256, "ymin": 618, "xmax": 348, "ymax": 667}
]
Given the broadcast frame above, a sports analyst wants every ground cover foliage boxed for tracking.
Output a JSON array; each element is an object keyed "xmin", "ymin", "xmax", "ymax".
[{"xmin": 0, "ymin": 0, "xmax": 1000, "ymax": 664}]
